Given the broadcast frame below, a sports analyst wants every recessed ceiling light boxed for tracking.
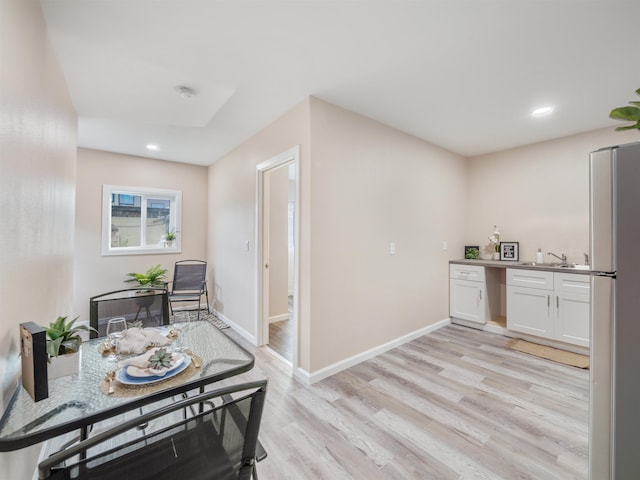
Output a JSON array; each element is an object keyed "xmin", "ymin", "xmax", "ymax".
[
  {"xmin": 146, "ymin": 144, "xmax": 159, "ymax": 151},
  {"xmin": 531, "ymin": 106, "xmax": 554, "ymax": 117}
]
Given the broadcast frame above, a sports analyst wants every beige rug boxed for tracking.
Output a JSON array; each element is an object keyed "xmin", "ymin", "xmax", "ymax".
[{"xmin": 506, "ymin": 338, "xmax": 590, "ymax": 369}]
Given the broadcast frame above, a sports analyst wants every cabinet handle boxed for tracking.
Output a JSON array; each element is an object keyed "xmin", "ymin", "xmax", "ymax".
[
  {"xmin": 479, "ymin": 290, "xmax": 482, "ymax": 300},
  {"xmin": 547, "ymin": 295, "xmax": 550, "ymax": 308},
  {"xmin": 556, "ymin": 295, "xmax": 559, "ymax": 310}
]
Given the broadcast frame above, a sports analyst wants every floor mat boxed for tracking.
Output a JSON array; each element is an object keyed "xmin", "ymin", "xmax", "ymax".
[
  {"xmin": 506, "ymin": 338, "xmax": 589, "ymax": 369},
  {"xmin": 171, "ymin": 310, "xmax": 229, "ymax": 330}
]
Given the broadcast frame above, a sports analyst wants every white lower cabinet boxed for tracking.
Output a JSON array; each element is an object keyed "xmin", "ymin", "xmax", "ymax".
[
  {"xmin": 450, "ymin": 264, "xmax": 487, "ymax": 325},
  {"xmin": 506, "ymin": 269, "xmax": 590, "ymax": 347},
  {"xmin": 554, "ymin": 273, "xmax": 590, "ymax": 347}
]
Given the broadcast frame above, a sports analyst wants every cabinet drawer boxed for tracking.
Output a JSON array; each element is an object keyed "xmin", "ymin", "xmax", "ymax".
[
  {"xmin": 555, "ymin": 272, "xmax": 591, "ymax": 295},
  {"xmin": 450, "ymin": 264, "xmax": 485, "ymax": 281},
  {"xmin": 507, "ymin": 268, "xmax": 553, "ymax": 290}
]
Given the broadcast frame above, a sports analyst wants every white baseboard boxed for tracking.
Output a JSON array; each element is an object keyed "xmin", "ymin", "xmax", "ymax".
[
  {"xmin": 298, "ymin": 318, "xmax": 451, "ymax": 385},
  {"xmin": 269, "ymin": 313, "xmax": 289, "ymax": 324},
  {"xmin": 213, "ymin": 309, "xmax": 256, "ymax": 344}
]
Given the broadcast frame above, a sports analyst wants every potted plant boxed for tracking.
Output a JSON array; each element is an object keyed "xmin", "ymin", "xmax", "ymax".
[
  {"xmin": 124, "ymin": 264, "xmax": 168, "ymax": 288},
  {"xmin": 125, "ymin": 264, "xmax": 169, "ymax": 309},
  {"xmin": 610, "ymin": 88, "xmax": 640, "ymax": 131},
  {"xmin": 163, "ymin": 229, "xmax": 176, "ymax": 247},
  {"xmin": 45, "ymin": 316, "xmax": 96, "ymax": 379}
]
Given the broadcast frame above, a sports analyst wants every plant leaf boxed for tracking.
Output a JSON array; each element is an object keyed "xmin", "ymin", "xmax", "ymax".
[
  {"xmin": 46, "ymin": 337, "xmax": 63, "ymax": 357},
  {"xmin": 610, "ymin": 106, "xmax": 640, "ymax": 121},
  {"xmin": 614, "ymin": 123, "xmax": 640, "ymax": 131}
]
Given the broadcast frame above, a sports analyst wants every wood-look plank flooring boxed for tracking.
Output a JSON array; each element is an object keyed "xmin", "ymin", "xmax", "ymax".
[
  {"xmin": 268, "ymin": 295, "xmax": 294, "ymax": 361},
  {"xmin": 268, "ymin": 319, "xmax": 294, "ymax": 361},
  {"xmin": 225, "ymin": 324, "xmax": 589, "ymax": 480}
]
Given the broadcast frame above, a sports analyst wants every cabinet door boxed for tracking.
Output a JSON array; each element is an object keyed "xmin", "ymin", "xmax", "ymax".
[
  {"xmin": 556, "ymin": 292, "xmax": 590, "ymax": 347},
  {"xmin": 450, "ymin": 278, "xmax": 486, "ymax": 324},
  {"xmin": 506, "ymin": 285, "xmax": 554, "ymax": 338}
]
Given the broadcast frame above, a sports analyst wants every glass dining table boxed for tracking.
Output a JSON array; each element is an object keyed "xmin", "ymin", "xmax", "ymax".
[{"xmin": 0, "ymin": 320, "xmax": 254, "ymax": 452}]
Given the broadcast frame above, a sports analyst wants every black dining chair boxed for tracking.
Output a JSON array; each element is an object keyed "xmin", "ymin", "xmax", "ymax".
[
  {"xmin": 167, "ymin": 260, "xmax": 210, "ymax": 321},
  {"xmin": 89, "ymin": 287, "xmax": 170, "ymax": 338},
  {"xmin": 37, "ymin": 380, "xmax": 268, "ymax": 480}
]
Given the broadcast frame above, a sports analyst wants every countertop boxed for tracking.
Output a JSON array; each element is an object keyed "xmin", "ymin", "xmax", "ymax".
[{"xmin": 450, "ymin": 259, "xmax": 591, "ymax": 275}]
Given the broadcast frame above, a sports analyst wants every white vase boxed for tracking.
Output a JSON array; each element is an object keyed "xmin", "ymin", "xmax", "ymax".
[
  {"xmin": 493, "ymin": 251, "xmax": 500, "ymax": 261},
  {"xmin": 48, "ymin": 351, "xmax": 80, "ymax": 379}
]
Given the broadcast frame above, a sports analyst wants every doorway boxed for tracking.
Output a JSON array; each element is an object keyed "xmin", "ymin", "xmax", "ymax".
[{"xmin": 256, "ymin": 146, "xmax": 299, "ymax": 367}]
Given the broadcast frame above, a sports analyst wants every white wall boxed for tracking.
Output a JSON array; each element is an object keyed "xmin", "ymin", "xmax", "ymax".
[
  {"xmin": 74, "ymin": 148, "xmax": 208, "ymax": 320},
  {"xmin": 209, "ymin": 96, "xmax": 467, "ymax": 375},
  {"xmin": 307, "ymin": 97, "xmax": 467, "ymax": 371},
  {"xmin": 0, "ymin": 0, "xmax": 77, "ymax": 476},
  {"xmin": 466, "ymin": 127, "xmax": 639, "ymax": 263},
  {"xmin": 208, "ymin": 98, "xmax": 312, "ymax": 368}
]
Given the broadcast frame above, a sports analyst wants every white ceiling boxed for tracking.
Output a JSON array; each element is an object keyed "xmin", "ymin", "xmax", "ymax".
[{"xmin": 40, "ymin": 0, "xmax": 640, "ymax": 166}]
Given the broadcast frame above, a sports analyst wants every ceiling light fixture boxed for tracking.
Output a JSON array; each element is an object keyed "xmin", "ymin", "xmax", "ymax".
[
  {"xmin": 174, "ymin": 85, "xmax": 196, "ymax": 99},
  {"xmin": 146, "ymin": 144, "xmax": 159, "ymax": 151},
  {"xmin": 531, "ymin": 106, "xmax": 554, "ymax": 117}
]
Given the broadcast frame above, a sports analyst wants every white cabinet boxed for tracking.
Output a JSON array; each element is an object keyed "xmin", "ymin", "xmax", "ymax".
[
  {"xmin": 506, "ymin": 269, "xmax": 590, "ymax": 347},
  {"xmin": 555, "ymin": 273, "xmax": 590, "ymax": 347},
  {"xmin": 450, "ymin": 264, "xmax": 487, "ymax": 325}
]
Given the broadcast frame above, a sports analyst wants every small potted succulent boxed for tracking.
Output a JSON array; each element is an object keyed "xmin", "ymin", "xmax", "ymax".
[
  {"xmin": 163, "ymin": 229, "xmax": 177, "ymax": 247},
  {"xmin": 44, "ymin": 316, "xmax": 96, "ymax": 378}
]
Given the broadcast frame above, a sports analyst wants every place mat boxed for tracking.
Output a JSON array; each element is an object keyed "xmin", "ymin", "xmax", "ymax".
[
  {"xmin": 99, "ymin": 353, "xmax": 203, "ymax": 398},
  {"xmin": 507, "ymin": 338, "xmax": 590, "ymax": 369}
]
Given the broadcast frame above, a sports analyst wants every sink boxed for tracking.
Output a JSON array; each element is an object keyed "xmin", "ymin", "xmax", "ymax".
[
  {"xmin": 518, "ymin": 261, "xmax": 590, "ymax": 270},
  {"xmin": 557, "ymin": 263, "xmax": 590, "ymax": 270}
]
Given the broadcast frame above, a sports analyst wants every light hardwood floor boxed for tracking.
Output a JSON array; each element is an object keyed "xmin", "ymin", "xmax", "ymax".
[{"xmin": 225, "ymin": 324, "xmax": 589, "ymax": 480}]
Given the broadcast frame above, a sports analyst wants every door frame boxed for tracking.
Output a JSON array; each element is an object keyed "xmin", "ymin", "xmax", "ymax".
[{"xmin": 256, "ymin": 145, "xmax": 300, "ymax": 368}]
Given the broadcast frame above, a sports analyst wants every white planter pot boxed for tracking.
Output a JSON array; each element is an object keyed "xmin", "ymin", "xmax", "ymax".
[{"xmin": 48, "ymin": 351, "xmax": 79, "ymax": 379}]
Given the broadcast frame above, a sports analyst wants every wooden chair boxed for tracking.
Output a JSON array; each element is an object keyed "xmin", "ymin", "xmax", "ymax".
[{"xmin": 38, "ymin": 380, "xmax": 268, "ymax": 480}]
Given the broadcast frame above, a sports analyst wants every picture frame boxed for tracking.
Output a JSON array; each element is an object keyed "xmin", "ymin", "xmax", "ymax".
[
  {"xmin": 464, "ymin": 245, "xmax": 480, "ymax": 260},
  {"xmin": 499, "ymin": 241, "xmax": 519, "ymax": 261}
]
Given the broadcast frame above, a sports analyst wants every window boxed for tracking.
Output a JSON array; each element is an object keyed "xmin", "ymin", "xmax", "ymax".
[{"xmin": 102, "ymin": 185, "xmax": 181, "ymax": 256}]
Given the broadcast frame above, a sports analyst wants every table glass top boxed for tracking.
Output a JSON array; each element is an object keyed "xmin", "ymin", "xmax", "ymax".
[{"xmin": 0, "ymin": 321, "xmax": 253, "ymax": 451}]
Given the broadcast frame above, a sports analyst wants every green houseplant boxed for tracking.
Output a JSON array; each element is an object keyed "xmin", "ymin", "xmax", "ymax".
[
  {"xmin": 44, "ymin": 316, "xmax": 96, "ymax": 378},
  {"xmin": 45, "ymin": 315, "xmax": 95, "ymax": 359},
  {"xmin": 124, "ymin": 264, "xmax": 168, "ymax": 288},
  {"xmin": 609, "ymin": 88, "xmax": 640, "ymax": 131}
]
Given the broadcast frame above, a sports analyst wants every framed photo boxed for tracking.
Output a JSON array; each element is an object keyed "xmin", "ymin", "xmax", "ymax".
[
  {"xmin": 499, "ymin": 242, "xmax": 519, "ymax": 261},
  {"xmin": 464, "ymin": 245, "xmax": 480, "ymax": 259}
]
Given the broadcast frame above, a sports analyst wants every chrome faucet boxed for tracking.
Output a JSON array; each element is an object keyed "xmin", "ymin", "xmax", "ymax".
[
  {"xmin": 584, "ymin": 253, "xmax": 589, "ymax": 266},
  {"xmin": 548, "ymin": 251, "xmax": 568, "ymax": 266}
]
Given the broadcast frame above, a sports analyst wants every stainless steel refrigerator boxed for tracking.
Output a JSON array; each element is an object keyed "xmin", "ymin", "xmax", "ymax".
[{"xmin": 590, "ymin": 141, "xmax": 640, "ymax": 479}]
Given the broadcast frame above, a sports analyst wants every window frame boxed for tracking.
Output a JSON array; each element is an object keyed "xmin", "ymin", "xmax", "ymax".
[{"xmin": 101, "ymin": 185, "xmax": 182, "ymax": 256}]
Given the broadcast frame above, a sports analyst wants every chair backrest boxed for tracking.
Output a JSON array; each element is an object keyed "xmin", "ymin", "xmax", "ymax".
[
  {"xmin": 89, "ymin": 288, "xmax": 169, "ymax": 338},
  {"xmin": 38, "ymin": 380, "xmax": 268, "ymax": 480},
  {"xmin": 171, "ymin": 260, "xmax": 207, "ymax": 292}
]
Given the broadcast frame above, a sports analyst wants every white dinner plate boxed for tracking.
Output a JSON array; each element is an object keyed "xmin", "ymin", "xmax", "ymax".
[
  {"xmin": 126, "ymin": 353, "xmax": 185, "ymax": 378},
  {"xmin": 116, "ymin": 354, "xmax": 189, "ymax": 385}
]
